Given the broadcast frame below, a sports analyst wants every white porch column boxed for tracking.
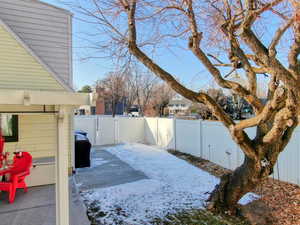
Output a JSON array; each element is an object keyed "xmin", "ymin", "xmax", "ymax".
[
  {"xmin": 56, "ymin": 105, "xmax": 71, "ymax": 225},
  {"xmin": 70, "ymin": 113, "xmax": 75, "ymax": 171}
]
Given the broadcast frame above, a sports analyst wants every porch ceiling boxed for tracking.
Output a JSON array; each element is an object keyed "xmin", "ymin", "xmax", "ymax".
[{"xmin": 0, "ymin": 89, "xmax": 93, "ymax": 106}]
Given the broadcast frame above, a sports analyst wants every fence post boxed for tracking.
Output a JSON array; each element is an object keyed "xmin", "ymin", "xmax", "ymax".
[
  {"xmin": 143, "ymin": 117, "xmax": 146, "ymax": 144},
  {"xmin": 156, "ymin": 118, "xmax": 159, "ymax": 146},
  {"xmin": 174, "ymin": 117, "xmax": 177, "ymax": 151},
  {"xmin": 114, "ymin": 117, "xmax": 118, "ymax": 144},
  {"xmin": 95, "ymin": 115, "xmax": 99, "ymax": 146},
  {"xmin": 199, "ymin": 120, "xmax": 203, "ymax": 157}
]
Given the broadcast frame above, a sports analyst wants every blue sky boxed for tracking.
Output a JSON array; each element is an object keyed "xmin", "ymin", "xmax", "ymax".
[
  {"xmin": 43, "ymin": 0, "xmax": 288, "ymax": 94},
  {"xmin": 43, "ymin": 0, "xmax": 215, "ymax": 91},
  {"xmin": 44, "ymin": 0, "xmax": 113, "ymax": 89}
]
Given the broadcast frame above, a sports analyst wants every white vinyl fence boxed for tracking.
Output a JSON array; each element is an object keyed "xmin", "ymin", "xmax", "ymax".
[
  {"xmin": 74, "ymin": 116, "xmax": 300, "ymax": 185},
  {"xmin": 74, "ymin": 116, "xmax": 145, "ymax": 146}
]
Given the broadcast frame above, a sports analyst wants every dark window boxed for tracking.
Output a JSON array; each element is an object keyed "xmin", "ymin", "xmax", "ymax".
[
  {"xmin": 1, "ymin": 115, "xmax": 18, "ymax": 142},
  {"xmin": 79, "ymin": 109, "xmax": 85, "ymax": 115},
  {"xmin": 91, "ymin": 106, "xmax": 96, "ymax": 115},
  {"xmin": 128, "ymin": 108, "xmax": 139, "ymax": 113}
]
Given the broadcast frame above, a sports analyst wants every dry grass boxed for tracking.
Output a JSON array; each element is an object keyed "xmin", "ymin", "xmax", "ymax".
[{"xmin": 152, "ymin": 209, "xmax": 249, "ymax": 225}]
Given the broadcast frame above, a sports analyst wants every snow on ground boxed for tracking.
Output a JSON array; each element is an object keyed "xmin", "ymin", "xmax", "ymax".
[{"xmin": 82, "ymin": 143, "xmax": 258, "ymax": 225}]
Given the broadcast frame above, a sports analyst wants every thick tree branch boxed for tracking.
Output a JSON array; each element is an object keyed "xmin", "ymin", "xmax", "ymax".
[
  {"xmin": 185, "ymin": 0, "xmax": 263, "ymax": 111},
  {"xmin": 267, "ymin": 74, "xmax": 279, "ymax": 99},
  {"xmin": 126, "ymin": 0, "xmax": 256, "ymax": 159},
  {"xmin": 241, "ymin": 29, "xmax": 298, "ymax": 88},
  {"xmin": 237, "ymin": 2, "xmax": 299, "ymax": 87},
  {"xmin": 263, "ymin": 90, "xmax": 298, "ymax": 143},
  {"xmin": 232, "ymin": 87, "xmax": 286, "ymax": 131},
  {"xmin": 255, "ymin": 0, "xmax": 285, "ymax": 15},
  {"xmin": 127, "ymin": 0, "xmax": 233, "ymax": 127},
  {"xmin": 228, "ymin": 35, "xmax": 258, "ymax": 96},
  {"xmin": 269, "ymin": 18, "xmax": 294, "ymax": 57},
  {"xmin": 243, "ymin": 0, "xmax": 285, "ymax": 28},
  {"xmin": 214, "ymin": 63, "xmax": 268, "ymax": 74},
  {"xmin": 288, "ymin": 8, "xmax": 300, "ymax": 75}
]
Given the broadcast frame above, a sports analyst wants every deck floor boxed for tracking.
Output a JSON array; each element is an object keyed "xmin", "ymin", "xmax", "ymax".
[{"xmin": 0, "ymin": 179, "xmax": 89, "ymax": 225}]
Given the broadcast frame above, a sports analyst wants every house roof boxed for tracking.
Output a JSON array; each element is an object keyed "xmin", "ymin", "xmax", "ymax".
[
  {"xmin": 0, "ymin": 17, "xmax": 73, "ymax": 92},
  {"xmin": 169, "ymin": 98, "xmax": 191, "ymax": 105},
  {"xmin": 31, "ymin": 0, "xmax": 73, "ymax": 15}
]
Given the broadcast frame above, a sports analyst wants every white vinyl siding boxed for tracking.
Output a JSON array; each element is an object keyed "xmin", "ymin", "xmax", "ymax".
[
  {"xmin": 0, "ymin": 24, "xmax": 65, "ymax": 90},
  {"xmin": 5, "ymin": 115, "xmax": 57, "ymax": 159},
  {"xmin": 0, "ymin": 0, "xmax": 72, "ymax": 86},
  {"xmin": 5, "ymin": 114, "xmax": 72, "ymax": 167},
  {"xmin": 0, "ymin": 105, "xmax": 73, "ymax": 168}
]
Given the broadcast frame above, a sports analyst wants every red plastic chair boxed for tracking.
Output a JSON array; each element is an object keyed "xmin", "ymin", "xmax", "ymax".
[
  {"xmin": 0, "ymin": 133, "xmax": 5, "ymax": 168},
  {"xmin": 0, "ymin": 131, "xmax": 9, "ymax": 168},
  {"xmin": 0, "ymin": 152, "xmax": 32, "ymax": 203}
]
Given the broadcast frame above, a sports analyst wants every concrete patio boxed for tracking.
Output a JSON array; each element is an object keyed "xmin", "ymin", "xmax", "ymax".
[
  {"xmin": 0, "ymin": 179, "xmax": 89, "ymax": 225},
  {"xmin": 0, "ymin": 146, "xmax": 148, "ymax": 225},
  {"xmin": 74, "ymin": 146, "xmax": 148, "ymax": 192}
]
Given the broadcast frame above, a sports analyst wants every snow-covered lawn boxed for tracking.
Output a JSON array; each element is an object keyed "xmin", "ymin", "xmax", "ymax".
[{"xmin": 82, "ymin": 143, "xmax": 258, "ymax": 225}]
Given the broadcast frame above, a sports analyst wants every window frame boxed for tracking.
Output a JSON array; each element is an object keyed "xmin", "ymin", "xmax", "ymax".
[{"xmin": 2, "ymin": 115, "xmax": 19, "ymax": 142}]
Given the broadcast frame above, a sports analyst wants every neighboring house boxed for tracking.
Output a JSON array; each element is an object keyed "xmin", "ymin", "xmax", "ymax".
[
  {"xmin": 95, "ymin": 87, "xmax": 127, "ymax": 116},
  {"xmin": 77, "ymin": 105, "xmax": 96, "ymax": 115},
  {"xmin": 0, "ymin": 1, "xmax": 90, "ymax": 225},
  {"xmin": 103, "ymin": 98, "xmax": 127, "ymax": 115},
  {"xmin": 168, "ymin": 95, "xmax": 192, "ymax": 116},
  {"xmin": 77, "ymin": 104, "xmax": 97, "ymax": 115},
  {"xmin": 76, "ymin": 86, "xmax": 95, "ymax": 115},
  {"xmin": 94, "ymin": 87, "xmax": 106, "ymax": 115}
]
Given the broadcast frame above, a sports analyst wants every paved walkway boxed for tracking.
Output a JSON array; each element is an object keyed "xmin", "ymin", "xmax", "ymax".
[{"xmin": 74, "ymin": 147, "xmax": 148, "ymax": 192}]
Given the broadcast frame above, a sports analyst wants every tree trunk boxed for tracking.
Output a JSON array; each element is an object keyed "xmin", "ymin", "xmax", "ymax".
[
  {"xmin": 208, "ymin": 121, "xmax": 298, "ymax": 214},
  {"xmin": 159, "ymin": 105, "xmax": 163, "ymax": 117},
  {"xmin": 112, "ymin": 100, "xmax": 116, "ymax": 118},
  {"xmin": 139, "ymin": 105, "xmax": 144, "ymax": 117},
  {"xmin": 207, "ymin": 155, "xmax": 271, "ymax": 214}
]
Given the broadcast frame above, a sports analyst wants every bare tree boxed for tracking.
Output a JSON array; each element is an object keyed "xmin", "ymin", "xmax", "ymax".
[
  {"xmin": 125, "ymin": 74, "xmax": 138, "ymax": 113},
  {"xmin": 126, "ymin": 67, "xmax": 174, "ymax": 116},
  {"xmin": 96, "ymin": 72, "xmax": 127, "ymax": 117},
  {"xmin": 152, "ymin": 83, "xmax": 176, "ymax": 116},
  {"xmin": 75, "ymin": 0, "xmax": 300, "ymax": 214},
  {"xmin": 132, "ymin": 70, "xmax": 158, "ymax": 116},
  {"xmin": 192, "ymin": 88, "xmax": 228, "ymax": 120}
]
